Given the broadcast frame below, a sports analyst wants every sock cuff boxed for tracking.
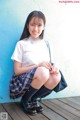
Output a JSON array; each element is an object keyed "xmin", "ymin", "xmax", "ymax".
[
  {"xmin": 28, "ymin": 85, "xmax": 38, "ymax": 91},
  {"xmin": 41, "ymin": 85, "xmax": 52, "ymax": 92}
]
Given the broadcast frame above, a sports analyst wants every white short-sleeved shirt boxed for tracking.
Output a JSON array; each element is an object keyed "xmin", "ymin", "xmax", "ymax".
[{"xmin": 11, "ymin": 37, "xmax": 50, "ymax": 67}]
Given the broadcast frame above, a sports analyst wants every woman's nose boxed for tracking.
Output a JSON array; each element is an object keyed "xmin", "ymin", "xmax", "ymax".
[{"xmin": 34, "ymin": 26, "xmax": 38, "ymax": 31}]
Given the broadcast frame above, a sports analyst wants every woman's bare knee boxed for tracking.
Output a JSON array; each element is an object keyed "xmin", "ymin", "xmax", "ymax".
[
  {"xmin": 34, "ymin": 67, "xmax": 50, "ymax": 84},
  {"xmin": 31, "ymin": 78, "xmax": 43, "ymax": 89},
  {"xmin": 44, "ymin": 72, "xmax": 61, "ymax": 89},
  {"xmin": 53, "ymin": 72, "xmax": 61, "ymax": 84}
]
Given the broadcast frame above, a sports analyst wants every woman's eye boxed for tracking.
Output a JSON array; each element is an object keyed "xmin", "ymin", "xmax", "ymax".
[
  {"xmin": 30, "ymin": 23, "xmax": 42, "ymax": 27},
  {"xmin": 31, "ymin": 24, "xmax": 35, "ymax": 26},
  {"xmin": 38, "ymin": 24, "xmax": 42, "ymax": 27}
]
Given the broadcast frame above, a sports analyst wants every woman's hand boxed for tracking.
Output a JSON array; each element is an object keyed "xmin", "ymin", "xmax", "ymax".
[
  {"xmin": 38, "ymin": 61, "xmax": 52, "ymax": 70},
  {"xmin": 50, "ymin": 65, "xmax": 59, "ymax": 74}
]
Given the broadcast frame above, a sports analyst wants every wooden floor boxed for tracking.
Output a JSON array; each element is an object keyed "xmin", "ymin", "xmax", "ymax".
[{"xmin": 0, "ymin": 96, "xmax": 80, "ymax": 120}]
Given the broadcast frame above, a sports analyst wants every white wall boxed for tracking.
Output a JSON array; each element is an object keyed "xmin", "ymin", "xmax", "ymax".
[
  {"xmin": 34, "ymin": 0, "xmax": 80, "ymax": 98},
  {"xmin": 42, "ymin": 0, "xmax": 80, "ymax": 98}
]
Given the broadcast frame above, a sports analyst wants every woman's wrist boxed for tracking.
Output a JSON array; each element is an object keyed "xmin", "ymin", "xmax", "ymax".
[{"xmin": 31, "ymin": 64, "xmax": 39, "ymax": 68}]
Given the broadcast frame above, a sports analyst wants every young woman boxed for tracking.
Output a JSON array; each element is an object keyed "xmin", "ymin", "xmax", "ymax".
[{"xmin": 10, "ymin": 11, "xmax": 61, "ymax": 115}]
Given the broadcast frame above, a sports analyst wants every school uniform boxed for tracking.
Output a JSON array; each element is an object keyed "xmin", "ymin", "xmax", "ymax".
[{"xmin": 10, "ymin": 36, "xmax": 50, "ymax": 99}]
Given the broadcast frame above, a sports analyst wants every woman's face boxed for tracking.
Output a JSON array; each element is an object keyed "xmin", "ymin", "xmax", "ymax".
[{"xmin": 28, "ymin": 17, "xmax": 45, "ymax": 39}]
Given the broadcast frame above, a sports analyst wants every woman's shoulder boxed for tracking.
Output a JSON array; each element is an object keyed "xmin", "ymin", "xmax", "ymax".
[{"xmin": 16, "ymin": 38, "xmax": 29, "ymax": 46}]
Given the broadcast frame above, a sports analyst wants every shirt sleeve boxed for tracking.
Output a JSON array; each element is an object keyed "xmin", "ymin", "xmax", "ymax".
[{"xmin": 11, "ymin": 42, "xmax": 23, "ymax": 63}]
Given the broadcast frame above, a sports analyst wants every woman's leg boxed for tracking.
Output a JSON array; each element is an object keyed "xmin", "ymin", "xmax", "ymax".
[
  {"xmin": 31, "ymin": 72, "xmax": 61, "ymax": 101},
  {"xmin": 21, "ymin": 67, "xmax": 50, "ymax": 114},
  {"xmin": 44, "ymin": 72, "xmax": 61, "ymax": 90},
  {"xmin": 22, "ymin": 67, "xmax": 50, "ymax": 102},
  {"xmin": 30, "ymin": 72, "xmax": 61, "ymax": 114},
  {"xmin": 31, "ymin": 66, "xmax": 50, "ymax": 89}
]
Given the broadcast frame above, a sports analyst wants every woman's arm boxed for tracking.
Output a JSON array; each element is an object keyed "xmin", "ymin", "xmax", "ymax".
[
  {"xmin": 14, "ymin": 60, "xmax": 52, "ymax": 76},
  {"xmin": 14, "ymin": 60, "xmax": 38, "ymax": 75}
]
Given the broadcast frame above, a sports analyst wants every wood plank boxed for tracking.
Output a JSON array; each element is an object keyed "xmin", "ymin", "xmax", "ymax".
[
  {"xmin": 67, "ymin": 97, "xmax": 80, "ymax": 105},
  {"xmin": 58, "ymin": 98, "xmax": 80, "ymax": 110},
  {"xmin": 75, "ymin": 96, "xmax": 80, "ymax": 100},
  {"xmin": 3, "ymin": 103, "xmax": 30, "ymax": 120},
  {"xmin": 16, "ymin": 102, "xmax": 49, "ymax": 120},
  {"xmin": 15, "ymin": 102, "xmax": 31, "ymax": 120},
  {"xmin": 0, "ymin": 104, "xmax": 6, "ymax": 112},
  {"xmin": 40, "ymin": 102, "xmax": 66, "ymax": 120},
  {"xmin": 50, "ymin": 99, "xmax": 80, "ymax": 117},
  {"xmin": 0, "ymin": 104, "xmax": 12, "ymax": 120},
  {"xmin": 42, "ymin": 99, "xmax": 80, "ymax": 120},
  {"xmin": 1, "ymin": 97, "xmax": 80, "ymax": 120},
  {"xmin": 28, "ymin": 113, "xmax": 49, "ymax": 120}
]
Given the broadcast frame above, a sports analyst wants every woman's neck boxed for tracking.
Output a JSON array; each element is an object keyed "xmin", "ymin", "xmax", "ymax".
[{"xmin": 29, "ymin": 36, "xmax": 41, "ymax": 42}]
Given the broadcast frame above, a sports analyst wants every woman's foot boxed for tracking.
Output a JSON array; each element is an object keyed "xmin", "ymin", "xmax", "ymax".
[
  {"xmin": 32, "ymin": 100, "xmax": 44, "ymax": 113},
  {"xmin": 20, "ymin": 99, "xmax": 37, "ymax": 115}
]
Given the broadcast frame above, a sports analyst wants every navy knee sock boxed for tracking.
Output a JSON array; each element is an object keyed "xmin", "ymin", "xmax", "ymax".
[
  {"xmin": 22, "ymin": 86, "xmax": 38, "ymax": 102},
  {"xmin": 31, "ymin": 86, "xmax": 52, "ymax": 101}
]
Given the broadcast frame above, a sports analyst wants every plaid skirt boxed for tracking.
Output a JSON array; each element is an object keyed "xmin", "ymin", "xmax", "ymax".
[{"xmin": 10, "ymin": 67, "xmax": 37, "ymax": 99}]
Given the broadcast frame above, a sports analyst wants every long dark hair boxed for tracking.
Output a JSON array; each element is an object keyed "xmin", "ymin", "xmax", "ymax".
[{"xmin": 20, "ymin": 11, "xmax": 46, "ymax": 40}]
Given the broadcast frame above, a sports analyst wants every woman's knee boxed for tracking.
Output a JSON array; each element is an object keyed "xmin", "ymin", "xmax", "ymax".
[
  {"xmin": 52, "ymin": 72, "xmax": 61, "ymax": 84},
  {"xmin": 44, "ymin": 72, "xmax": 61, "ymax": 89},
  {"xmin": 34, "ymin": 67, "xmax": 50, "ymax": 83}
]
